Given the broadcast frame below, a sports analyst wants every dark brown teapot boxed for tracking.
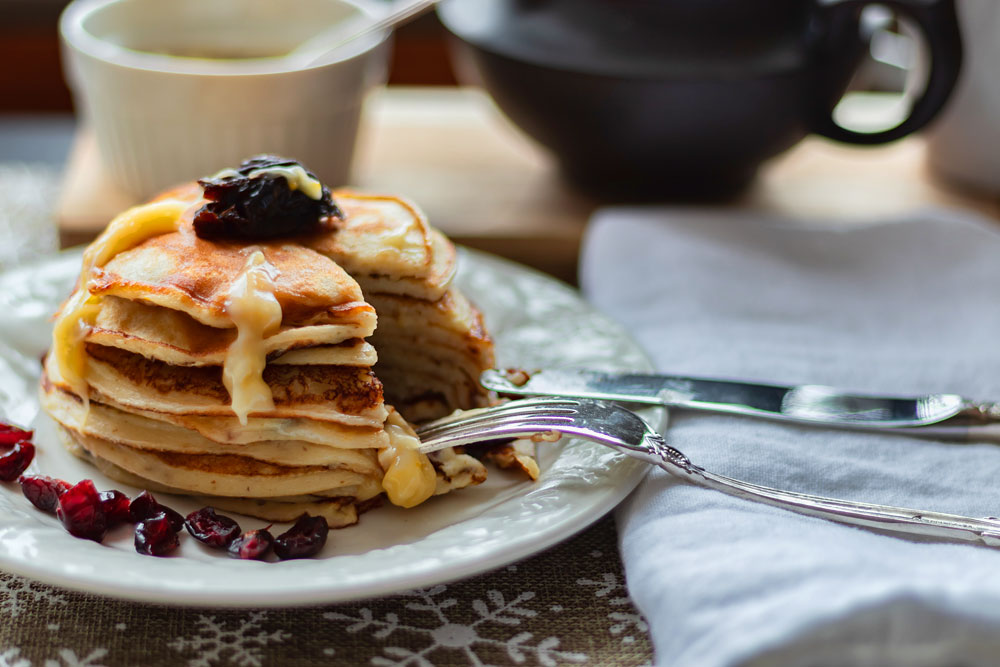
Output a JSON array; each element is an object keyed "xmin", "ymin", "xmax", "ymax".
[{"xmin": 438, "ymin": 0, "xmax": 962, "ymax": 199}]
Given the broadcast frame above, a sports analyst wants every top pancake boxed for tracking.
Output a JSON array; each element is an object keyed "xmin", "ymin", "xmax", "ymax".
[
  {"xmin": 91, "ymin": 229, "xmax": 369, "ymax": 330},
  {"xmin": 307, "ymin": 190, "xmax": 456, "ymax": 301},
  {"xmin": 92, "ymin": 185, "xmax": 457, "ymax": 320}
]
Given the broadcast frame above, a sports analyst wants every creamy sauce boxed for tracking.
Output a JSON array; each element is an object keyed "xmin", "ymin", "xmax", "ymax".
[
  {"xmin": 376, "ymin": 224, "xmax": 414, "ymax": 251},
  {"xmin": 334, "ymin": 198, "xmax": 427, "ymax": 270},
  {"xmin": 379, "ymin": 412, "xmax": 436, "ymax": 508},
  {"xmin": 210, "ymin": 165, "xmax": 323, "ymax": 201},
  {"xmin": 51, "ymin": 199, "xmax": 191, "ymax": 402},
  {"xmin": 250, "ymin": 165, "xmax": 322, "ymax": 201},
  {"xmin": 222, "ymin": 250, "xmax": 283, "ymax": 425}
]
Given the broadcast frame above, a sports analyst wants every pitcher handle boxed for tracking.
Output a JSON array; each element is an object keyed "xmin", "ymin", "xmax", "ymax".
[{"xmin": 813, "ymin": 0, "xmax": 962, "ymax": 145}]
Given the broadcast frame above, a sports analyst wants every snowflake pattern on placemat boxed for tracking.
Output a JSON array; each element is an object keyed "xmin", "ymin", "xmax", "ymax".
[
  {"xmin": 577, "ymin": 551, "xmax": 650, "ymax": 648},
  {"xmin": 168, "ymin": 612, "xmax": 290, "ymax": 667},
  {"xmin": 325, "ymin": 585, "xmax": 587, "ymax": 666},
  {"xmin": 42, "ymin": 648, "xmax": 108, "ymax": 667},
  {"xmin": 0, "ymin": 517, "xmax": 651, "ymax": 666},
  {"xmin": 0, "ymin": 573, "xmax": 67, "ymax": 619},
  {"xmin": 0, "ymin": 648, "xmax": 109, "ymax": 667},
  {"xmin": 0, "ymin": 648, "xmax": 30, "ymax": 667}
]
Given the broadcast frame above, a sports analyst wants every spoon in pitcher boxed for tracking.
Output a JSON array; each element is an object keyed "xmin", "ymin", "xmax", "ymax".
[{"xmin": 292, "ymin": 0, "xmax": 439, "ymax": 67}]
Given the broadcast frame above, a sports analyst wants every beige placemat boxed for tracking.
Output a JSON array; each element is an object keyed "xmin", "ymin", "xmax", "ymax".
[{"xmin": 0, "ymin": 516, "xmax": 650, "ymax": 666}]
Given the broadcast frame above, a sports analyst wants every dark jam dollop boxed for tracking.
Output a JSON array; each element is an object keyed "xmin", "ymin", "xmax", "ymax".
[{"xmin": 192, "ymin": 155, "xmax": 341, "ymax": 240}]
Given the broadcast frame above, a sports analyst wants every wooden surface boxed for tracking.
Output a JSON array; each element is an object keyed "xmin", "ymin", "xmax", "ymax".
[{"xmin": 56, "ymin": 86, "xmax": 1000, "ymax": 284}]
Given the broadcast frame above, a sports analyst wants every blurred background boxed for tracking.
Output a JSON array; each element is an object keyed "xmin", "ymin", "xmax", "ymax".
[
  {"xmin": 0, "ymin": 0, "xmax": 995, "ymax": 283},
  {"xmin": 0, "ymin": 0, "xmax": 928, "ymax": 167},
  {"xmin": 0, "ymin": 0, "xmax": 456, "ymax": 156}
]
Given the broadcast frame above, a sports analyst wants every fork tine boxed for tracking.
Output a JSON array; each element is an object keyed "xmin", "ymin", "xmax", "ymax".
[
  {"xmin": 419, "ymin": 423, "xmax": 561, "ymax": 453},
  {"xmin": 416, "ymin": 398, "xmax": 582, "ymax": 436},
  {"xmin": 419, "ymin": 417, "xmax": 622, "ymax": 453},
  {"xmin": 418, "ymin": 410, "xmax": 577, "ymax": 431},
  {"xmin": 416, "ymin": 413, "xmax": 576, "ymax": 442},
  {"xmin": 423, "ymin": 397, "xmax": 583, "ymax": 421},
  {"xmin": 414, "ymin": 398, "xmax": 592, "ymax": 453},
  {"xmin": 416, "ymin": 408, "xmax": 575, "ymax": 437},
  {"xmin": 418, "ymin": 395, "xmax": 663, "ymax": 451}
]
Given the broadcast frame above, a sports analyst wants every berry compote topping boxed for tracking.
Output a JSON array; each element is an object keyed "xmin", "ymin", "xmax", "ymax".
[
  {"xmin": 99, "ymin": 490, "xmax": 132, "ymax": 527},
  {"xmin": 192, "ymin": 155, "xmax": 341, "ymax": 240},
  {"xmin": 0, "ymin": 422, "xmax": 32, "ymax": 446},
  {"xmin": 129, "ymin": 490, "xmax": 184, "ymax": 531},
  {"xmin": 185, "ymin": 507, "xmax": 241, "ymax": 549},
  {"xmin": 0, "ymin": 441, "xmax": 35, "ymax": 482},
  {"xmin": 18, "ymin": 475, "xmax": 70, "ymax": 513},
  {"xmin": 56, "ymin": 479, "xmax": 107, "ymax": 542},
  {"xmin": 135, "ymin": 513, "xmax": 180, "ymax": 557},
  {"xmin": 228, "ymin": 527, "xmax": 274, "ymax": 560},
  {"xmin": 273, "ymin": 514, "xmax": 329, "ymax": 560}
]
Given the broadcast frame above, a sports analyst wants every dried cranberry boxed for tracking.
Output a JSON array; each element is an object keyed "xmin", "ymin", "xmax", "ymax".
[
  {"xmin": 127, "ymin": 490, "xmax": 158, "ymax": 521},
  {"xmin": 185, "ymin": 507, "xmax": 241, "ymax": 549},
  {"xmin": 134, "ymin": 513, "xmax": 180, "ymax": 556},
  {"xmin": 273, "ymin": 514, "xmax": 328, "ymax": 560},
  {"xmin": 0, "ymin": 422, "xmax": 32, "ymax": 446},
  {"xmin": 0, "ymin": 441, "xmax": 34, "ymax": 482},
  {"xmin": 228, "ymin": 527, "xmax": 274, "ymax": 560},
  {"xmin": 99, "ymin": 490, "xmax": 131, "ymax": 527},
  {"xmin": 18, "ymin": 475, "xmax": 70, "ymax": 513},
  {"xmin": 56, "ymin": 479, "xmax": 107, "ymax": 542},
  {"xmin": 193, "ymin": 155, "xmax": 341, "ymax": 240},
  {"xmin": 129, "ymin": 491, "xmax": 183, "ymax": 531}
]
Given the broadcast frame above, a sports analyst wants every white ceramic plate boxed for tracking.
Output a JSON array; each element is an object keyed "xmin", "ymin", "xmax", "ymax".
[{"xmin": 0, "ymin": 248, "xmax": 661, "ymax": 607}]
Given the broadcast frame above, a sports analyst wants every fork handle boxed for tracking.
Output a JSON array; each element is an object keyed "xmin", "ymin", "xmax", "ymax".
[{"xmin": 645, "ymin": 443, "xmax": 1000, "ymax": 546}]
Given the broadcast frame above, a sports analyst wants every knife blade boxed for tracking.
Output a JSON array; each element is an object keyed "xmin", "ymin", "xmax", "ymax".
[{"xmin": 480, "ymin": 369, "xmax": 1000, "ymax": 439}]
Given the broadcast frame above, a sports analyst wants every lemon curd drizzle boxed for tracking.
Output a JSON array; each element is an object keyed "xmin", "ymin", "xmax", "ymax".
[
  {"xmin": 223, "ymin": 250, "xmax": 283, "ymax": 425},
  {"xmin": 51, "ymin": 197, "xmax": 286, "ymax": 425},
  {"xmin": 209, "ymin": 165, "xmax": 323, "ymax": 200},
  {"xmin": 51, "ymin": 199, "xmax": 191, "ymax": 404},
  {"xmin": 379, "ymin": 411, "xmax": 437, "ymax": 508}
]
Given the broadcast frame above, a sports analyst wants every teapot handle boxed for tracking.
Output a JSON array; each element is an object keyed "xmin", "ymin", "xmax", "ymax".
[{"xmin": 813, "ymin": 0, "xmax": 962, "ymax": 145}]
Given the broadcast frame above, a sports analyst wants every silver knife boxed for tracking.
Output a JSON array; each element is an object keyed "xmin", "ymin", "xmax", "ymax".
[{"xmin": 480, "ymin": 369, "xmax": 1000, "ymax": 441}]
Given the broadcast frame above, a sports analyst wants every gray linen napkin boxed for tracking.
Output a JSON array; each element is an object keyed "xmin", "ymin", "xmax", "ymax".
[{"xmin": 580, "ymin": 207, "xmax": 1000, "ymax": 667}]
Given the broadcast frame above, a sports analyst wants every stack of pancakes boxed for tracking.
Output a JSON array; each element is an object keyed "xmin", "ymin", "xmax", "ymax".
[{"xmin": 41, "ymin": 182, "xmax": 509, "ymax": 526}]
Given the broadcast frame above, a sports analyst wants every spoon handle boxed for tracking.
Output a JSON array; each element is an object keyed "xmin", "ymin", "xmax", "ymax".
[{"xmin": 306, "ymin": 0, "xmax": 439, "ymax": 66}]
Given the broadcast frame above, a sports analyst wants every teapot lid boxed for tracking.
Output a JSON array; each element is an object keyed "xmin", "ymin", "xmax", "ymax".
[{"xmin": 438, "ymin": 0, "xmax": 820, "ymax": 79}]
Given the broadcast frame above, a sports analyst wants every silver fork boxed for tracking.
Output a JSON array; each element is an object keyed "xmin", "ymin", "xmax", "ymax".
[{"xmin": 417, "ymin": 398, "xmax": 1000, "ymax": 547}]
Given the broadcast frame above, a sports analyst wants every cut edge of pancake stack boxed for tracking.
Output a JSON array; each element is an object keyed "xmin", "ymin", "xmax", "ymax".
[
  {"xmin": 40, "ymin": 159, "xmax": 537, "ymax": 527},
  {"xmin": 324, "ymin": 190, "xmax": 492, "ymax": 422}
]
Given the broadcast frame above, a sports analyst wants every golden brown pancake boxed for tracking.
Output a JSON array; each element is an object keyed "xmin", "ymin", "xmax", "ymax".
[
  {"xmin": 76, "ymin": 343, "xmax": 387, "ymax": 426},
  {"xmin": 91, "ymin": 231, "xmax": 370, "ymax": 329},
  {"xmin": 41, "ymin": 383, "xmax": 386, "ymax": 469},
  {"xmin": 86, "ymin": 296, "xmax": 376, "ymax": 367},
  {"xmin": 307, "ymin": 190, "xmax": 457, "ymax": 301},
  {"xmin": 60, "ymin": 432, "xmax": 380, "ymax": 527}
]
